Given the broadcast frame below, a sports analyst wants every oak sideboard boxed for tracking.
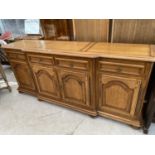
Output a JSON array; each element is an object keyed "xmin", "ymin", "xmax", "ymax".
[{"xmin": 2, "ymin": 40, "xmax": 155, "ymax": 128}]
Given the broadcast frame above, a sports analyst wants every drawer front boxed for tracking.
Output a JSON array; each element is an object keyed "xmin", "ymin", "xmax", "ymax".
[
  {"xmin": 28, "ymin": 55, "xmax": 54, "ymax": 65},
  {"xmin": 98, "ymin": 59, "xmax": 145, "ymax": 76},
  {"xmin": 7, "ymin": 52, "xmax": 26, "ymax": 61},
  {"xmin": 55, "ymin": 57, "xmax": 89, "ymax": 70}
]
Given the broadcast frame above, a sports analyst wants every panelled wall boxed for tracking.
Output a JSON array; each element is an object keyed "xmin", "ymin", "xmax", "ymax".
[
  {"xmin": 40, "ymin": 19, "xmax": 110, "ymax": 42},
  {"xmin": 111, "ymin": 19, "xmax": 155, "ymax": 44},
  {"xmin": 72, "ymin": 19, "xmax": 109, "ymax": 42},
  {"xmin": 40, "ymin": 19, "xmax": 155, "ymax": 44},
  {"xmin": 72, "ymin": 19, "xmax": 155, "ymax": 44}
]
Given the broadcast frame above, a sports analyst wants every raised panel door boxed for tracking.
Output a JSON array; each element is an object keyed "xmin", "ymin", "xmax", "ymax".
[
  {"xmin": 31, "ymin": 64, "xmax": 60, "ymax": 99},
  {"xmin": 59, "ymin": 69, "xmax": 91, "ymax": 107},
  {"xmin": 98, "ymin": 74, "xmax": 141, "ymax": 118}
]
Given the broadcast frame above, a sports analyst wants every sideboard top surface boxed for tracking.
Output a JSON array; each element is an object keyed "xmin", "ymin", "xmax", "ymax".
[
  {"xmin": 2, "ymin": 40, "xmax": 91, "ymax": 52},
  {"xmin": 2, "ymin": 40, "xmax": 155, "ymax": 61},
  {"xmin": 86, "ymin": 42, "xmax": 154, "ymax": 61}
]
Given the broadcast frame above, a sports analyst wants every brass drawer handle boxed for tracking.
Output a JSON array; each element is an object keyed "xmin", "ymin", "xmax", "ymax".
[
  {"xmin": 69, "ymin": 63, "xmax": 74, "ymax": 67},
  {"xmin": 9, "ymin": 54, "xmax": 17, "ymax": 59},
  {"xmin": 17, "ymin": 55, "xmax": 24, "ymax": 59},
  {"xmin": 117, "ymin": 67, "xmax": 122, "ymax": 72},
  {"xmin": 39, "ymin": 58, "xmax": 43, "ymax": 62}
]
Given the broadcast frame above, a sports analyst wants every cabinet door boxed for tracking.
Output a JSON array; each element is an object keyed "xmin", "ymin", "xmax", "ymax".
[
  {"xmin": 32, "ymin": 64, "xmax": 60, "ymax": 99},
  {"xmin": 59, "ymin": 70, "xmax": 90, "ymax": 107},
  {"xmin": 98, "ymin": 74, "xmax": 141, "ymax": 117},
  {"xmin": 11, "ymin": 61, "xmax": 35, "ymax": 91}
]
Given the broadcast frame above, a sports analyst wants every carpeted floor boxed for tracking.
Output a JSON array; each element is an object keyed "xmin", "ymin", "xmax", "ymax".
[{"xmin": 0, "ymin": 65, "xmax": 155, "ymax": 134}]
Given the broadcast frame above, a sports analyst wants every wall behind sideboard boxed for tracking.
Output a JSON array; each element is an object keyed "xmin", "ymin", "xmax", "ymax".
[
  {"xmin": 111, "ymin": 19, "xmax": 155, "ymax": 44},
  {"xmin": 72, "ymin": 19, "xmax": 110, "ymax": 42},
  {"xmin": 40, "ymin": 19, "xmax": 155, "ymax": 44}
]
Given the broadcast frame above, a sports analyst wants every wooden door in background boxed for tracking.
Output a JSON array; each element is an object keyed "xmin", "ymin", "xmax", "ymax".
[
  {"xmin": 72, "ymin": 19, "xmax": 109, "ymax": 42},
  {"xmin": 111, "ymin": 19, "xmax": 155, "ymax": 44}
]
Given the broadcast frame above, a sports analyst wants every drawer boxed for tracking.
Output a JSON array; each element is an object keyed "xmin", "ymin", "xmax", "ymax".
[
  {"xmin": 55, "ymin": 57, "xmax": 89, "ymax": 70},
  {"xmin": 98, "ymin": 59, "xmax": 145, "ymax": 76},
  {"xmin": 28, "ymin": 55, "xmax": 54, "ymax": 65},
  {"xmin": 7, "ymin": 52, "xmax": 26, "ymax": 61}
]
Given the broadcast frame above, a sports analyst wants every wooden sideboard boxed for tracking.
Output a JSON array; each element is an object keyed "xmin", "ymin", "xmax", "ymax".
[{"xmin": 2, "ymin": 40, "xmax": 155, "ymax": 128}]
